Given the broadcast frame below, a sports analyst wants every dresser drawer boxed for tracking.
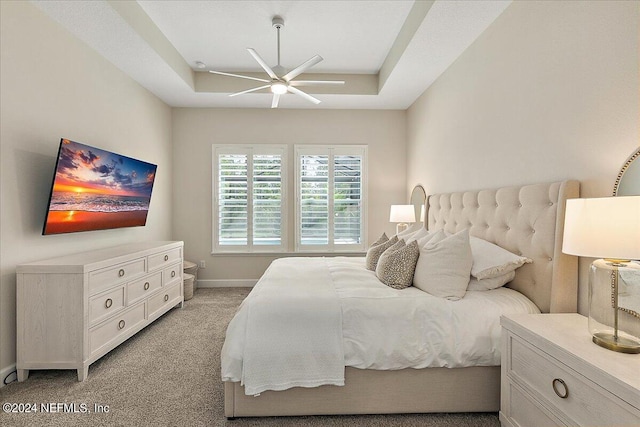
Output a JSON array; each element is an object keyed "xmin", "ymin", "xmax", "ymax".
[
  {"xmin": 509, "ymin": 336, "xmax": 640, "ymax": 425},
  {"xmin": 127, "ymin": 272, "xmax": 162, "ymax": 306},
  {"xmin": 148, "ymin": 281, "xmax": 182, "ymax": 320},
  {"xmin": 89, "ymin": 258, "xmax": 146, "ymax": 295},
  {"xmin": 162, "ymin": 263, "xmax": 182, "ymax": 286},
  {"xmin": 89, "ymin": 286, "xmax": 125, "ymax": 326},
  {"xmin": 148, "ymin": 247, "xmax": 182, "ymax": 272},
  {"xmin": 89, "ymin": 302, "xmax": 146, "ymax": 355}
]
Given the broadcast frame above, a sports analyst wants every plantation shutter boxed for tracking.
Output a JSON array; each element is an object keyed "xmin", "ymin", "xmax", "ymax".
[
  {"xmin": 214, "ymin": 146, "xmax": 286, "ymax": 252},
  {"xmin": 296, "ymin": 146, "xmax": 367, "ymax": 252}
]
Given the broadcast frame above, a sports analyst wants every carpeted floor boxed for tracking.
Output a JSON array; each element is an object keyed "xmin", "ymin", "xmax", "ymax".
[{"xmin": 0, "ymin": 288, "xmax": 500, "ymax": 427}]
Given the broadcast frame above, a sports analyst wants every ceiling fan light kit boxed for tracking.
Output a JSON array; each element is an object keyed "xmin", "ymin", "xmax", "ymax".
[{"xmin": 209, "ymin": 15, "xmax": 344, "ymax": 108}]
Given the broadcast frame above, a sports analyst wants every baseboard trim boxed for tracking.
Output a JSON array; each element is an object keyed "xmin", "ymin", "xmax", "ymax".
[
  {"xmin": 1, "ymin": 364, "xmax": 17, "ymax": 388},
  {"xmin": 197, "ymin": 279, "xmax": 256, "ymax": 288}
]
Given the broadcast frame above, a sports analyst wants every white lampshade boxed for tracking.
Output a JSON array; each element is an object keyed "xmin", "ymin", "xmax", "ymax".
[
  {"xmin": 389, "ymin": 205, "xmax": 416, "ymax": 223},
  {"xmin": 562, "ymin": 196, "xmax": 640, "ymax": 260}
]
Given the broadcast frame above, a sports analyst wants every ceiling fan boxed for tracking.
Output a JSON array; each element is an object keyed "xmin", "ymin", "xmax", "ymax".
[{"xmin": 209, "ymin": 16, "xmax": 345, "ymax": 108}]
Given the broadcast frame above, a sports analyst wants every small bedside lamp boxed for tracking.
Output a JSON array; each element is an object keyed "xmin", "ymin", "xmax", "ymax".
[
  {"xmin": 389, "ymin": 205, "xmax": 415, "ymax": 235},
  {"xmin": 562, "ymin": 196, "xmax": 640, "ymax": 353}
]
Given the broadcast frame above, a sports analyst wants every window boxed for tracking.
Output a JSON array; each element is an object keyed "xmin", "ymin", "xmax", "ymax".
[
  {"xmin": 213, "ymin": 145, "xmax": 287, "ymax": 252},
  {"xmin": 212, "ymin": 144, "xmax": 367, "ymax": 254},
  {"xmin": 295, "ymin": 146, "xmax": 367, "ymax": 252}
]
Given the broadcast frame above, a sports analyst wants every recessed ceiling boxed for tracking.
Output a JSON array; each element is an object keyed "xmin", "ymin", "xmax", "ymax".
[{"xmin": 32, "ymin": 0, "xmax": 512, "ymax": 109}]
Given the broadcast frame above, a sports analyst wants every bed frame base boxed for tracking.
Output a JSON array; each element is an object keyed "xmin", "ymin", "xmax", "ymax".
[{"xmin": 225, "ymin": 366, "xmax": 500, "ymax": 417}]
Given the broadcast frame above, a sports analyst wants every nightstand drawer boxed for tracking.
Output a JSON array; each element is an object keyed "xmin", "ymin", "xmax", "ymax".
[
  {"xmin": 509, "ymin": 336, "xmax": 640, "ymax": 425},
  {"xmin": 504, "ymin": 380, "xmax": 564, "ymax": 427}
]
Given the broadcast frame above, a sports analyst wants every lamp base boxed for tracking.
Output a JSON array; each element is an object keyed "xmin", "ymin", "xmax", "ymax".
[{"xmin": 592, "ymin": 332, "xmax": 640, "ymax": 354}]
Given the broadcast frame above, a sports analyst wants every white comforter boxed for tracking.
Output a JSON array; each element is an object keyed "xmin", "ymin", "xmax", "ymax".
[{"xmin": 221, "ymin": 257, "xmax": 540, "ymax": 395}]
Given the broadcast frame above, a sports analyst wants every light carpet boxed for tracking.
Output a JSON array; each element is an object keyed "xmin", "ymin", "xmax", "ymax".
[{"xmin": 0, "ymin": 288, "xmax": 499, "ymax": 427}]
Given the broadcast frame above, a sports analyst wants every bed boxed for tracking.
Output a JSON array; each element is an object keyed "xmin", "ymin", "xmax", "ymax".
[{"xmin": 222, "ymin": 180, "xmax": 580, "ymax": 418}]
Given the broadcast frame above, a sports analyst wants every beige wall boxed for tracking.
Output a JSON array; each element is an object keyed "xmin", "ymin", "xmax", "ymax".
[
  {"xmin": 0, "ymin": 2, "xmax": 173, "ymax": 381},
  {"xmin": 406, "ymin": 0, "xmax": 639, "ymax": 313},
  {"xmin": 172, "ymin": 108, "xmax": 406, "ymax": 285}
]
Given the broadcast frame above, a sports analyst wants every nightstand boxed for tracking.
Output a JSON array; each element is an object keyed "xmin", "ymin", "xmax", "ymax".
[{"xmin": 500, "ymin": 313, "xmax": 640, "ymax": 426}]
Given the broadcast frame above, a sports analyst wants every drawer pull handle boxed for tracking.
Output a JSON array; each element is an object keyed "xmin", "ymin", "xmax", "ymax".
[
  {"xmin": 118, "ymin": 269, "xmax": 125, "ymax": 277},
  {"xmin": 164, "ymin": 294, "xmax": 169, "ymax": 302},
  {"xmin": 164, "ymin": 255, "xmax": 169, "ymax": 261},
  {"xmin": 171, "ymin": 271, "xmax": 176, "ymax": 278},
  {"xmin": 105, "ymin": 298, "xmax": 113, "ymax": 309},
  {"xmin": 118, "ymin": 320, "xmax": 126, "ymax": 330},
  {"xmin": 144, "ymin": 282, "xmax": 150, "ymax": 291},
  {"xmin": 552, "ymin": 378, "xmax": 568, "ymax": 399}
]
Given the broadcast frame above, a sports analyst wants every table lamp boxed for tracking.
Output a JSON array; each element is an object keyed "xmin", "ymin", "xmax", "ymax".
[
  {"xmin": 562, "ymin": 196, "xmax": 640, "ymax": 353},
  {"xmin": 389, "ymin": 205, "xmax": 415, "ymax": 235}
]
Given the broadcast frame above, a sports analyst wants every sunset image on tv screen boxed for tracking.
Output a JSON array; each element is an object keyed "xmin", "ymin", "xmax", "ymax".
[{"xmin": 43, "ymin": 139, "xmax": 157, "ymax": 235}]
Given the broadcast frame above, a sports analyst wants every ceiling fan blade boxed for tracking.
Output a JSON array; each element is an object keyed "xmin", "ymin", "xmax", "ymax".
[
  {"xmin": 247, "ymin": 48, "xmax": 278, "ymax": 79},
  {"xmin": 229, "ymin": 85, "xmax": 271, "ymax": 97},
  {"xmin": 282, "ymin": 55, "xmax": 323, "ymax": 82},
  {"xmin": 208, "ymin": 70, "xmax": 270, "ymax": 83},
  {"xmin": 271, "ymin": 94, "xmax": 280, "ymax": 109},
  {"xmin": 289, "ymin": 80, "xmax": 345, "ymax": 86},
  {"xmin": 287, "ymin": 86, "xmax": 321, "ymax": 104}
]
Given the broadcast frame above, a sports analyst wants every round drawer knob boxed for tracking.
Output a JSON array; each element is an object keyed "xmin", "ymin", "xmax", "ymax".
[
  {"xmin": 164, "ymin": 294, "xmax": 169, "ymax": 302},
  {"xmin": 144, "ymin": 282, "xmax": 150, "ymax": 291},
  {"xmin": 552, "ymin": 378, "xmax": 568, "ymax": 399},
  {"xmin": 164, "ymin": 255, "xmax": 169, "ymax": 261},
  {"xmin": 105, "ymin": 298, "xmax": 113, "ymax": 309},
  {"xmin": 118, "ymin": 320, "xmax": 126, "ymax": 330},
  {"xmin": 171, "ymin": 271, "xmax": 176, "ymax": 278},
  {"xmin": 118, "ymin": 269, "xmax": 125, "ymax": 277}
]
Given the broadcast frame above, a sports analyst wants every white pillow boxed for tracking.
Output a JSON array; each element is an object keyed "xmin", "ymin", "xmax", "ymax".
[
  {"xmin": 413, "ymin": 229, "xmax": 473, "ymax": 300},
  {"xmin": 467, "ymin": 270, "xmax": 516, "ymax": 291},
  {"xmin": 396, "ymin": 223, "xmax": 422, "ymax": 239},
  {"xmin": 469, "ymin": 236, "xmax": 532, "ymax": 280},
  {"xmin": 406, "ymin": 227, "xmax": 431, "ymax": 243}
]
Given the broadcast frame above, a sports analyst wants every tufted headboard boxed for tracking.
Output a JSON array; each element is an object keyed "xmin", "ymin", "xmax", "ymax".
[{"xmin": 427, "ymin": 181, "xmax": 580, "ymax": 313}]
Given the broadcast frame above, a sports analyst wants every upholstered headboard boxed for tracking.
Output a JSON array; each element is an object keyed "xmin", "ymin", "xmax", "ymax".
[{"xmin": 426, "ymin": 181, "xmax": 580, "ymax": 313}]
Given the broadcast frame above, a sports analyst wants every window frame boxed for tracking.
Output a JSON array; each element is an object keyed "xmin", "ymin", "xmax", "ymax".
[
  {"xmin": 212, "ymin": 144, "xmax": 288, "ymax": 254},
  {"xmin": 294, "ymin": 145, "xmax": 368, "ymax": 253}
]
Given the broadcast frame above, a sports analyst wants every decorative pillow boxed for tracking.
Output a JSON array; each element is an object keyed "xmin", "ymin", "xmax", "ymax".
[
  {"xmin": 413, "ymin": 229, "xmax": 473, "ymax": 300},
  {"xmin": 467, "ymin": 270, "xmax": 516, "ymax": 291},
  {"xmin": 406, "ymin": 227, "xmax": 431, "ymax": 243},
  {"xmin": 397, "ymin": 224, "xmax": 420, "ymax": 239},
  {"xmin": 376, "ymin": 240, "xmax": 420, "ymax": 290},
  {"xmin": 370, "ymin": 232, "xmax": 389, "ymax": 247},
  {"xmin": 382, "ymin": 238, "xmax": 406, "ymax": 255},
  {"xmin": 469, "ymin": 236, "xmax": 532, "ymax": 280},
  {"xmin": 366, "ymin": 235, "xmax": 399, "ymax": 271},
  {"xmin": 416, "ymin": 229, "xmax": 442, "ymax": 247}
]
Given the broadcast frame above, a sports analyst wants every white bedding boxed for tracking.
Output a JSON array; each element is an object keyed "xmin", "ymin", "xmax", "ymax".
[{"xmin": 221, "ymin": 256, "xmax": 540, "ymax": 394}]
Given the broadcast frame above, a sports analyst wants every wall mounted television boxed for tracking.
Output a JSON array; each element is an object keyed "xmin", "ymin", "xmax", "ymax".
[{"xmin": 42, "ymin": 138, "xmax": 157, "ymax": 235}]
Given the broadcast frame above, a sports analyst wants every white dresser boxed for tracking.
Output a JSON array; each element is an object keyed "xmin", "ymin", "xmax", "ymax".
[
  {"xmin": 16, "ymin": 241, "xmax": 184, "ymax": 382},
  {"xmin": 500, "ymin": 313, "xmax": 640, "ymax": 426}
]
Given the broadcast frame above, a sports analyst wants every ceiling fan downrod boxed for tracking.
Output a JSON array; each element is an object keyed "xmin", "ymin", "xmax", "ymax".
[{"xmin": 272, "ymin": 16, "xmax": 284, "ymax": 68}]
